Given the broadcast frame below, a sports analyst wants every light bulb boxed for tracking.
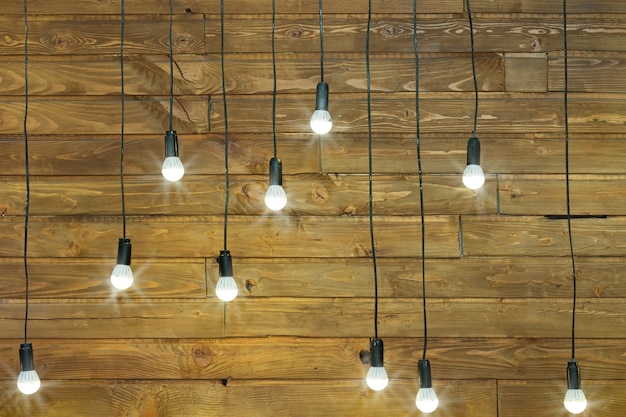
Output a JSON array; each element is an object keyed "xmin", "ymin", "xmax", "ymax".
[
  {"xmin": 416, "ymin": 387, "xmax": 439, "ymax": 413},
  {"xmin": 110, "ymin": 264, "xmax": 133, "ymax": 290},
  {"xmin": 18, "ymin": 343, "xmax": 40, "ymax": 395},
  {"xmin": 162, "ymin": 156, "xmax": 184, "ymax": 182},
  {"xmin": 311, "ymin": 82, "xmax": 332, "ymax": 134},
  {"xmin": 366, "ymin": 366, "xmax": 389, "ymax": 391},
  {"xmin": 216, "ymin": 276, "xmax": 238, "ymax": 302},
  {"xmin": 111, "ymin": 238, "xmax": 133, "ymax": 290},
  {"xmin": 310, "ymin": 110, "xmax": 332, "ymax": 134},
  {"xmin": 564, "ymin": 389, "xmax": 587, "ymax": 414},
  {"xmin": 462, "ymin": 164, "xmax": 485, "ymax": 189},
  {"xmin": 265, "ymin": 185, "xmax": 287, "ymax": 211},
  {"xmin": 17, "ymin": 370, "xmax": 40, "ymax": 395}
]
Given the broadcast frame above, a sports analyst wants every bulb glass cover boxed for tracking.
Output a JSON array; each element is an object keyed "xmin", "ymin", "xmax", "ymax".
[
  {"xmin": 216, "ymin": 276, "xmax": 238, "ymax": 302},
  {"xmin": 564, "ymin": 389, "xmax": 587, "ymax": 414},
  {"xmin": 17, "ymin": 370, "xmax": 40, "ymax": 395},
  {"xmin": 462, "ymin": 164, "xmax": 485, "ymax": 190},
  {"xmin": 310, "ymin": 110, "xmax": 332, "ymax": 134},
  {"xmin": 416, "ymin": 387, "xmax": 439, "ymax": 413},
  {"xmin": 162, "ymin": 156, "xmax": 185, "ymax": 182},
  {"xmin": 366, "ymin": 366, "xmax": 389, "ymax": 391},
  {"xmin": 265, "ymin": 185, "xmax": 287, "ymax": 211},
  {"xmin": 111, "ymin": 264, "xmax": 133, "ymax": 290}
]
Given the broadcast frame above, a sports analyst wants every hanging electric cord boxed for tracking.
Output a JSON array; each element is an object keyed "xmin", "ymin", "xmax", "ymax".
[
  {"xmin": 562, "ymin": 0, "xmax": 587, "ymax": 414},
  {"xmin": 272, "ymin": 0, "xmax": 277, "ymax": 159},
  {"xmin": 168, "ymin": 0, "xmax": 174, "ymax": 132},
  {"xmin": 466, "ymin": 0, "xmax": 478, "ymax": 139},
  {"xmin": 214, "ymin": 0, "xmax": 238, "ymax": 302},
  {"xmin": 318, "ymin": 0, "xmax": 324, "ymax": 84},
  {"xmin": 363, "ymin": 0, "xmax": 388, "ymax": 392},
  {"xmin": 120, "ymin": 0, "xmax": 127, "ymax": 241},
  {"xmin": 310, "ymin": 0, "xmax": 332, "ymax": 134}
]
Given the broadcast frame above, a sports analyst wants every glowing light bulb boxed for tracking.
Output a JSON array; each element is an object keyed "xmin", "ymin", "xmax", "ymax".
[
  {"xmin": 17, "ymin": 343, "xmax": 40, "ymax": 395},
  {"xmin": 416, "ymin": 387, "xmax": 439, "ymax": 413},
  {"xmin": 162, "ymin": 130, "xmax": 184, "ymax": 182},
  {"xmin": 111, "ymin": 238, "xmax": 133, "ymax": 290},
  {"xmin": 162, "ymin": 156, "xmax": 184, "ymax": 182},
  {"xmin": 564, "ymin": 389, "xmax": 587, "ymax": 414},
  {"xmin": 216, "ymin": 250, "xmax": 238, "ymax": 302},
  {"xmin": 462, "ymin": 164, "xmax": 485, "ymax": 189},
  {"xmin": 311, "ymin": 82, "xmax": 332, "ymax": 134},
  {"xmin": 366, "ymin": 365, "xmax": 389, "ymax": 391},
  {"xmin": 265, "ymin": 185, "xmax": 287, "ymax": 211}
]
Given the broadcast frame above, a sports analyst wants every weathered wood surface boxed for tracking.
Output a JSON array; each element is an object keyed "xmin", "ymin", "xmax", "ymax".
[
  {"xmin": 1, "ymin": 337, "xmax": 625, "ymax": 381},
  {"xmin": 2, "ymin": 256, "xmax": 625, "ymax": 299},
  {"xmin": 0, "ymin": 380, "xmax": 497, "ymax": 417}
]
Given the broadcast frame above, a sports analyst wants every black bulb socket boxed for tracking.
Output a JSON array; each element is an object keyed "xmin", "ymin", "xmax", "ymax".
[
  {"xmin": 217, "ymin": 250, "xmax": 233, "ymax": 277},
  {"xmin": 418, "ymin": 359, "xmax": 433, "ymax": 388},
  {"xmin": 269, "ymin": 157, "xmax": 283, "ymax": 186},
  {"xmin": 466, "ymin": 136, "xmax": 481, "ymax": 166},
  {"xmin": 19, "ymin": 343, "xmax": 35, "ymax": 372},
  {"xmin": 116, "ymin": 238, "xmax": 132, "ymax": 266},
  {"xmin": 315, "ymin": 82, "xmax": 329, "ymax": 111},
  {"xmin": 164, "ymin": 130, "xmax": 179, "ymax": 158},
  {"xmin": 567, "ymin": 361, "xmax": 582, "ymax": 390},
  {"xmin": 370, "ymin": 338, "xmax": 384, "ymax": 368}
]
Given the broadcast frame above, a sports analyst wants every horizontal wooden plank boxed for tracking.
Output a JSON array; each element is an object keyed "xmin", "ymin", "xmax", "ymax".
[
  {"xmin": 2, "ymin": 94, "xmax": 626, "ymax": 135},
  {"xmin": 0, "ymin": 379, "xmax": 496, "ymax": 417},
  {"xmin": 0, "ymin": 215, "xmax": 461, "ymax": 258},
  {"xmin": 548, "ymin": 51, "xmax": 626, "ymax": 93},
  {"xmin": 2, "ymin": 337, "xmax": 626, "ymax": 381},
  {"xmin": 2, "ymin": 256, "xmax": 624, "ymax": 300},
  {"xmin": 498, "ymin": 380, "xmax": 626, "ymax": 417},
  {"xmin": 0, "ymin": 174, "xmax": 496, "ymax": 216},
  {"xmin": 225, "ymin": 298, "xmax": 626, "ymax": 338},
  {"xmin": 461, "ymin": 215, "xmax": 626, "ymax": 257},
  {"xmin": 0, "ymin": 15, "xmax": 204, "ymax": 55},
  {"xmin": 1, "ymin": 300, "xmax": 224, "ymax": 339},
  {"xmin": 472, "ymin": 0, "xmax": 626, "ymax": 13},
  {"xmin": 499, "ymin": 174, "xmax": 626, "ymax": 216},
  {"xmin": 0, "ymin": 54, "xmax": 505, "ymax": 96}
]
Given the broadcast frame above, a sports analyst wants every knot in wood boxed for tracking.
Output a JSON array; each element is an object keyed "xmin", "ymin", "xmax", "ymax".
[
  {"xmin": 359, "ymin": 349, "xmax": 371, "ymax": 364},
  {"xmin": 288, "ymin": 27, "xmax": 303, "ymax": 39},
  {"xmin": 177, "ymin": 35, "xmax": 190, "ymax": 48},
  {"xmin": 185, "ymin": 8, "xmax": 193, "ymax": 14},
  {"xmin": 53, "ymin": 35, "xmax": 70, "ymax": 50},
  {"xmin": 245, "ymin": 279, "xmax": 257, "ymax": 294},
  {"xmin": 381, "ymin": 25, "xmax": 396, "ymax": 38},
  {"xmin": 530, "ymin": 38, "xmax": 541, "ymax": 51},
  {"xmin": 310, "ymin": 186, "xmax": 329, "ymax": 204},
  {"xmin": 192, "ymin": 344, "xmax": 213, "ymax": 368}
]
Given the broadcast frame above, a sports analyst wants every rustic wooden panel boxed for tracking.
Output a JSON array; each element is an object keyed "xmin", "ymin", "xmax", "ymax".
[
  {"xmin": 225, "ymin": 298, "xmax": 626, "ymax": 338},
  {"xmin": 0, "ymin": 136, "xmax": 321, "ymax": 176},
  {"xmin": 548, "ymin": 51, "xmax": 626, "ymax": 93},
  {"xmin": 505, "ymin": 53, "xmax": 548, "ymax": 92},
  {"xmin": 499, "ymin": 174, "xmax": 626, "ymax": 216},
  {"xmin": 0, "ymin": 174, "xmax": 496, "ymax": 216},
  {"xmin": 0, "ymin": 54, "xmax": 505, "ymax": 96},
  {"xmin": 2, "ymin": 337, "xmax": 625, "ymax": 381},
  {"xmin": 207, "ymin": 15, "xmax": 626, "ymax": 54},
  {"xmin": 462, "ymin": 215, "xmax": 626, "ymax": 257},
  {"xmin": 2, "ymin": 300, "xmax": 225, "ymax": 339},
  {"xmin": 0, "ymin": 259, "xmax": 206, "ymax": 299},
  {"xmin": 472, "ymin": 0, "xmax": 626, "ymax": 13},
  {"xmin": 0, "ymin": 379, "xmax": 497, "ymax": 417},
  {"xmin": 0, "ymin": 215, "xmax": 461, "ymax": 259},
  {"xmin": 0, "ymin": 15, "xmax": 204, "ymax": 55},
  {"xmin": 498, "ymin": 380, "xmax": 626, "ymax": 417},
  {"xmin": 321, "ymin": 135, "xmax": 626, "ymax": 175}
]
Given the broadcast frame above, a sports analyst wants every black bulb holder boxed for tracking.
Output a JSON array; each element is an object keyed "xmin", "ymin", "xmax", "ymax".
[
  {"xmin": 418, "ymin": 359, "xmax": 433, "ymax": 388},
  {"xmin": 116, "ymin": 238, "xmax": 132, "ymax": 266},
  {"xmin": 217, "ymin": 250, "xmax": 233, "ymax": 277},
  {"xmin": 567, "ymin": 361, "xmax": 582, "ymax": 390},
  {"xmin": 315, "ymin": 82, "xmax": 329, "ymax": 111},
  {"xmin": 164, "ymin": 130, "xmax": 179, "ymax": 158},
  {"xmin": 466, "ymin": 136, "xmax": 481, "ymax": 166},
  {"xmin": 370, "ymin": 338, "xmax": 384, "ymax": 368},
  {"xmin": 19, "ymin": 343, "xmax": 35, "ymax": 372},
  {"xmin": 269, "ymin": 157, "xmax": 283, "ymax": 186}
]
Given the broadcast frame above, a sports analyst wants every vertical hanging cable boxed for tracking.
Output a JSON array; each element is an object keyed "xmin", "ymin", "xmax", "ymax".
[
  {"xmin": 271, "ymin": 0, "xmax": 277, "ymax": 158},
  {"xmin": 168, "ymin": 0, "xmax": 174, "ymax": 132},
  {"xmin": 120, "ymin": 0, "xmax": 127, "ymax": 239},
  {"xmin": 466, "ymin": 0, "xmax": 478, "ymax": 139},
  {"xmin": 310, "ymin": 0, "xmax": 332, "ymax": 134},
  {"xmin": 22, "ymin": 0, "xmax": 31, "ymax": 347},
  {"xmin": 318, "ymin": 0, "xmax": 324, "ymax": 83}
]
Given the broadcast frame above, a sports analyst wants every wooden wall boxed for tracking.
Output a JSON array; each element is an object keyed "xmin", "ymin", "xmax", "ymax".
[{"xmin": 1, "ymin": 0, "xmax": 626, "ymax": 416}]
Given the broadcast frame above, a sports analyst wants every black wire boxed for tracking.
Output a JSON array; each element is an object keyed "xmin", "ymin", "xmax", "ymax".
[
  {"xmin": 366, "ymin": 0, "xmax": 379, "ymax": 340},
  {"xmin": 221, "ymin": 0, "xmax": 230, "ymax": 251},
  {"xmin": 466, "ymin": 0, "xmax": 478, "ymax": 138},
  {"xmin": 414, "ymin": 0, "xmax": 428, "ymax": 362},
  {"xmin": 168, "ymin": 0, "xmax": 174, "ymax": 131},
  {"xmin": 318, "ymin": 0, "xmax": 324, "ymax": 82},
  {"xmin": 120, "ymin": 0, "xmax": 127, "ymax": 238},
  {"xmin": 22, "ymin": 0, "xmax": 30, "ymax": 344},
  {"xmin": 562, "ymin": 0, "xmax": 576, "ymax": 362},
  {"xmin": 271, "ymin": 0, "xmax": 277, "ymax": 158}
]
